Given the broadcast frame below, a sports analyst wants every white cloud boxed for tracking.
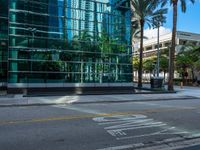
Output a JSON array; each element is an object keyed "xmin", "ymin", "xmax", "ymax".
[{"xmin": 144, "ymin": 27, "xmax": 171, "ymax": 39}]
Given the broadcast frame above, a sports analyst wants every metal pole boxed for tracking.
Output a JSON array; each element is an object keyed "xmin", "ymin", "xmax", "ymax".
[{"xmin": 157, "ymin": 22, "xmax": 160, "ymax": 77}]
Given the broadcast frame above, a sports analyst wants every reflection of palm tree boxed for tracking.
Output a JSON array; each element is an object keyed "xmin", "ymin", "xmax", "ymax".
[
  {"xmin": 98, "ymin": 31, "xmax": 110, "ymax": 82},
  {"xmin": 131, "ymin": 0, "xmax": 167, "ymax": 88},
  {"xmin": 99, "ymin": 30, "xmax": 111, "ymax": 55},
  {"xmin": 72, "ymin": 30, "xmax": 92, "ymax": 82},
  {"xmin": 72, "ymin": 30, "xmax": 92, "ymax": 50},
  {"xmin": 99, "ymin": 31, "xmax": 120, "ymax": 82}
]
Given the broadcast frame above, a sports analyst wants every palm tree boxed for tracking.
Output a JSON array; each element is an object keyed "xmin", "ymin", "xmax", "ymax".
[
  {"xmin": 161, "ymin": 0, "xmax": 195, "ymax": 91},
  {"xmin": 176, "ymin": 45, "xmax": 199, "ymax": 84},
  {"xmin": 131, "ymin": 0, "xmax": 167, "ymax": 88},
  {"xmin": 143, "ymin": 57, "xmax": 156, "ymax": 79}
]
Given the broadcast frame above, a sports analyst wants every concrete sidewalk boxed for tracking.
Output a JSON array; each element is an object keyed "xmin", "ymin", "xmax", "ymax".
[{"xmin": 0, "ymin": 85, "xmax": 199, "ymax": 107}]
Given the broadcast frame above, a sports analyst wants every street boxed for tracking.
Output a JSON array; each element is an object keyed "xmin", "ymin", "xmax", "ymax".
[{"xmin": 0, "ymin": 97, "xmax": 200, "ymax": 150}]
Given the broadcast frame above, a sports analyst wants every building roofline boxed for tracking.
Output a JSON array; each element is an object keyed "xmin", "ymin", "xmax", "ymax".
[
  {"xmin": 144, "ymin": 30, "xmax": 200, "ymax": 41},
  {"xmin": 138, "ymin": 30, "xmax": 200, "ymax": 46}
]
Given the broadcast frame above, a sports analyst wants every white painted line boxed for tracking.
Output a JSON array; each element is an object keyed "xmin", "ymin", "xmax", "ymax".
[
  {"xmin": 185, "ymin": 133, "xmax": 200, "ymax": 138},
  {"xmin": 106, "ymin": 122, "xmax": 166, "ymax": 131},
  {"xmin": 107, "ymin": 123, "xmax": 166, "ymax": 137},
  {"xmin": 96, "ymin": 143, "xmax": 144, "ymax": 150},
  {"xmin": 97, "ymin": 118, "xmax": 152, "ymax": 125},
  {"xmin": 135, "ymin": 102, "xmax": 195, "ymax": 109},
  {"xmin": 98, "ymin": 118, "xmax": 153, "ymax": 126},
  {"xmin": 104, "ymin": 120, "xmax": 163, "ymax": 130},
  {"xmin": 93, "ymin": 113, "xmax": 196, "ymax": 147},
  {"xmin": 93, "ymin": 115, "xmax": 147, "ymax": 122},
  {"xmin": 116, "ymin": 127, "xmax": 189, "ymax": 140},
  {"xmin": 136, "ymin": 138, "xmax": 200, "ymax": 150},
  {"xmin": 107, "ymin": 130, "xmax": 127, "ymax": 137},
  {"xmin": 97, "ymin": 137, "xmax": 200, "ymax": 150}
]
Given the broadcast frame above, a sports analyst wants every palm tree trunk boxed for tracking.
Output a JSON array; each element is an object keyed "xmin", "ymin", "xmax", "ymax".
[
  {"xmin": 138, "ymin": 20, "xmax": 144, "ymax": 88},
  {"xmin": 168, "ymin": 1, "xmax": 178, "ymax": 91}
]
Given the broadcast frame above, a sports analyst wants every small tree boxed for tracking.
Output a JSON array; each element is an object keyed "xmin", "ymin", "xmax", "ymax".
[
  {"xmin": 133, "ymin": 56, "xmax": 139, "ymax": 71},
  {"xmin": 176, "ymin": 53, "xmax": 192, "ymax": 85},
  {"xmin": 176, "ymin": 45, "xmax": 200, "ymax": 84},
  {"xmin": 160, "ymin": 56, "xmax": 168, "ymax": 82},
  {"xmin": 143, "ymin": 57, "xmax": 156, "ymax": 80}
]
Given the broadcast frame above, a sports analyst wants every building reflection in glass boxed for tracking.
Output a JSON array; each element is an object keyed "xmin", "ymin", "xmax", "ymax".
[{"xmin": 7, "ymin": 0, "xmax": 132, "ymax": 84}]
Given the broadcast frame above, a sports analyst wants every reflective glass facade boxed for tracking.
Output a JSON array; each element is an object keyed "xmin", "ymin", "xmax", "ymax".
[
  {"xmin": 1, "ymin": 0, "xmax": 132, "ymax": 86},
  {"xmin": 0, "ymin": 0, "xmax": 8, "ymax": 83}
]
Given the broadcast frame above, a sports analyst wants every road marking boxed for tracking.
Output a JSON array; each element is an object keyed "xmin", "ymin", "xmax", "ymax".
[
  {"xmin": 136, "ymin": 137, "xmax": 200, "ymax": 150},
  {"xmin": 97, "ymin": 137, "xmax": 200, "ymax": 150},
  {"xmin": 0, "ymin": 106, "xmax": 197, "ymax": 126},
  {"xmin": 116, "ymin": 127, "xmax": 189, "ymax": 140},
  {"xmin": 93, "ymin": 114, "xmax": 191, "ymax": 142},
  {"xmin": 136, "ymin": 102, "xmax": 195, "ymax": 109},
  {"xmin": 104, "ymin": 120, "xmax": 164, "ymax": 130},
  {"xmin": 55, "ymin": 105, "xmax": 104, "ymax": 114},
  {"xmin": 107, "ymin": 123, "xmax": 166, "ymax": 137},
  {"xmin": 94, "ymin": 114, "xmax": 200, "ymax": 150},
  {"xmin": 185, "ymin": 133, "xmax": 200, "ymax": 138},
  {"xmin": 97, "ymin": 143, "xmax": 145, "ymax": 150}
]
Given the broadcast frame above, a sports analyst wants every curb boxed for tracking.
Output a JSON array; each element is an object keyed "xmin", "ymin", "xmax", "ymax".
[
  {"xmin": 23, "ymin": 91, "xmax": 176, "ymax": 97},
  {"xmin": 0, "ymin": 96, "xmax": 198, "ymax": 108}
]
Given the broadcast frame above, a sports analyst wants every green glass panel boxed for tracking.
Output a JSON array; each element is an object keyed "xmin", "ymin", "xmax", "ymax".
[{"xmin": 7, "ymin": 0, "xmax": 132, "ymax": 84}]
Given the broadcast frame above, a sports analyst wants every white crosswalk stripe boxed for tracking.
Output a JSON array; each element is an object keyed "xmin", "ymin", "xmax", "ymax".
[{"xmin": 94, "ymin": 114, "xmax": 199, "ymax": 150}]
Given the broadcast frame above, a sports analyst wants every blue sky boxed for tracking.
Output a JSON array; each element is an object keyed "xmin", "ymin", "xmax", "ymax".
[
  {"xmin": 165, "ymin": 1, "xmax": 200, "ymax": 33},
  {"xmin": 144, "ymin": 1, "xmax": 200, "ymax": 38}
]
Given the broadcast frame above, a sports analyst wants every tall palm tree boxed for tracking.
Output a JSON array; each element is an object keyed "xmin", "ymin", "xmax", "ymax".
[
  {"xmin": 131, "ymin": 0, "xmax": 167, "ymax": 88},
  {"xmin": 161, "ymin": 0, "xmax": 195, "ymax": 91}
]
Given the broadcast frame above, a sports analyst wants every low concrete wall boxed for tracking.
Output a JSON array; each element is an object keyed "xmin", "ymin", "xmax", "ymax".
[{"xmin": 7, "ymin": 83, "xmax": 135, "ymax": 95}]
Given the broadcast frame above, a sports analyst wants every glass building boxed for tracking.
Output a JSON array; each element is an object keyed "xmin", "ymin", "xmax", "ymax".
[{"xmin": 0, "ymin": 0, "xmax": 133, "ymax": 93}]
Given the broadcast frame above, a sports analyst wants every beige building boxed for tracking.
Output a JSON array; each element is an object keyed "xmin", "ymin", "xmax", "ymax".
[
  {"xmin": 134, "ymin": 31, "xmax": 200, "ymax": 57},
  {"xmin": 133, "ymin": 31, "xmax": 200, "ymax": 82}
]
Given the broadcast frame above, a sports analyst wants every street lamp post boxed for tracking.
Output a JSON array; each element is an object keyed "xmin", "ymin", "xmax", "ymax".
[
  {"xmin": 156, "ymin": 21, "xmax": 160, "ymax": 77},
  {"xmin": 153, "ymin": 17, "xmax": 162, "ymax": 77}
]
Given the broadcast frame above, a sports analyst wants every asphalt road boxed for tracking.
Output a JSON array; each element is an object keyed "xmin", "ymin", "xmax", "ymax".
[{"xmin": 0, "ymin": 98, "xmax": 200, "ymax": 150}]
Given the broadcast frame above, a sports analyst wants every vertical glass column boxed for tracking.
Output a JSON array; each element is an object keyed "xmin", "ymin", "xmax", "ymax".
[
  {"xmin": 0, "ymin": 0, "xmax": 8, "ymax": 83},
  {"xmin": 9, "ymin": 1, "xmax": 18, "ymax": 83}
]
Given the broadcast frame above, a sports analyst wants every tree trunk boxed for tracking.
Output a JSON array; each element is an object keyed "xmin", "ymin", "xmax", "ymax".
[
  {"xmin": 191, "ymin": 67, "xmax": 195, "ymax": 83},
  {"xmin": 164, "ymin": 70, "xmax": 166, "ymax": 82},
  {"xmin": 168, "ymin": 1, "xmax": 178, "ymax": 91},
  {"xmin": 138, "ymin": 20, "xmax": 144, "ymax": 88}
]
